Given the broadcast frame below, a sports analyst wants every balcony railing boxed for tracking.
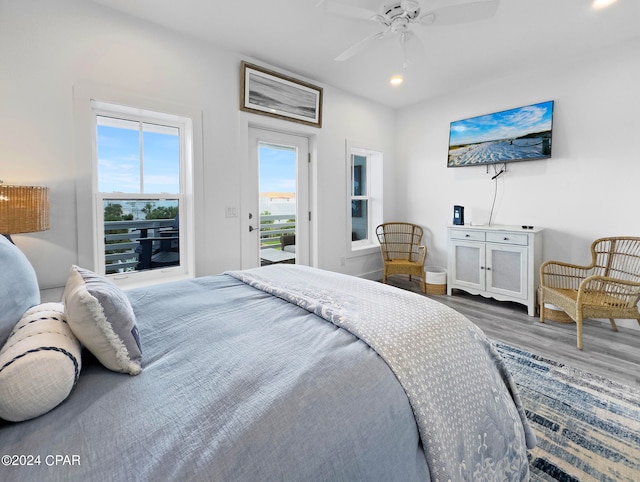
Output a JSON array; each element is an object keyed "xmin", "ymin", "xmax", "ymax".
[
  {"xmin": 104, "ymin": 219, "xmax": 175, "ymax": 274},
  {"xmin": 259, "ymin": 214, "xmax": 295, "ymax": 250},
  {"xmin": 103, "ymin": 215, "xmax": 296, "ymax": 274}
]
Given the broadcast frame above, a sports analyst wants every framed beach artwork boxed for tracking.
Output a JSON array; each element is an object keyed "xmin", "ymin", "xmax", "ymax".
[{"xmin": 240, "ymin": 61, "xmax": 323, "ymax": 128}]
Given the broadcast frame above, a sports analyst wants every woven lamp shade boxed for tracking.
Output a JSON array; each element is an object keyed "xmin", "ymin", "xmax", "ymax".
[{"xmin": 0, "ymin": 185, "xmax": 50, "ymax": 234}]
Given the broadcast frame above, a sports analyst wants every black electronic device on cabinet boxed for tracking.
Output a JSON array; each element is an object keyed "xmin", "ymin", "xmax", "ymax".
[{"xmin": 453, "ymin": 205, "xmax": 464, "ymax": 225}]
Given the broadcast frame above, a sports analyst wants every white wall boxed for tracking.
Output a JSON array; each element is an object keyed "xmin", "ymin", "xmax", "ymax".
[
  {"xmin": 396, "ymin": 37, "xmax": 640, "ymax": 328},
  {"xmin": 0, "ymin": 0, "xmax": 394, "ymax": 291},
  {"xmin": 398, "ymin": 36, "xmax": 640, "ymax": 267}
]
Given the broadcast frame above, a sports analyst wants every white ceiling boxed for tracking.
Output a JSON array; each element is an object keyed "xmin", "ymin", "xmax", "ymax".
[{"xmin": 91, "ymin": 0, "xmax": 640, "ymax": 108}]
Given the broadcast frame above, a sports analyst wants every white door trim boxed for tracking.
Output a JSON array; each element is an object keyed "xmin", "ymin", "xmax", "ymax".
[{"xmin": 241, "ymin": 126, "xmax": 311, "ymax": 269}]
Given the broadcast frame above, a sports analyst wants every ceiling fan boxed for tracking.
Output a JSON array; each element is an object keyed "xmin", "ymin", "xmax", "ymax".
[{"xmin": 319, "ymin": 0, "xmax": 500, "ymax": 66}]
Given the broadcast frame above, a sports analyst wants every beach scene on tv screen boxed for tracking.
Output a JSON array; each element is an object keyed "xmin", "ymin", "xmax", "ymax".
[{"xmin": 447, "ymin": 101, "xmax": 554, "ymax": 167}]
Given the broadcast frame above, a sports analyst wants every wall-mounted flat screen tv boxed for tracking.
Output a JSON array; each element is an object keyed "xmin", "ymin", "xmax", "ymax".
[{"xmin": 447, "ymin": 100, "xmax": 554, "ymax": 167}]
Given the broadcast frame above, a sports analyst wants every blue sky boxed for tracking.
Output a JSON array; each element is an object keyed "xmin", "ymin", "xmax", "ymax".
[
  {"xmin": 259, "ymin": 144, "xmax": 296, "ymax": 193},
  {"xmin": 98, "ymin": 125, "xmax": 296, "ymax": 194},
  {"xmin": 97, "ymin": 124, "xmax": 180, "ymax": 193},
  {"xmin": 449, "ymin": 101, "xmax": 554, "ymax": 146}
]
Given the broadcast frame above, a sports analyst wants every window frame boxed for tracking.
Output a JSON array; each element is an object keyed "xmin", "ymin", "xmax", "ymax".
[
  {"xmin": 350, "ymin": 152, "xmax": 371, "ymax": 248},
  {"xmin": 72, "ymin": 83, "xmax": 199, "ymax": 288},
  {"xmin": 91, "ymin": 101, "xmax": 194, "ymax": 286},
  {"xmin": 346, "ymin": 141, "xmax": 383, "ymax": 257}
]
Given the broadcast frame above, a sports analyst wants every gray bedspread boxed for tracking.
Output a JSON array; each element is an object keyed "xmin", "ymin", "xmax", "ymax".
[
  {"xmin": 228, "ymin": 265, "xmax": 535, "ymax": 481},
  {"xmin": 2, "ymin": 271, "xmax": 429, "ymax": 481}
]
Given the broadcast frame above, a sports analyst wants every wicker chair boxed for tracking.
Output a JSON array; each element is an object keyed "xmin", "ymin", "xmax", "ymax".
[
  {"xmin": 280, "ymin": 233, "xmax": 296, "ymax": 253},
  {"xmin": 539, "ymin": 236, "xmax": 640, "ymax": 349},
  {"xmin": 376, "ymin": 222, "xmax": 427, "ymax": 292}
]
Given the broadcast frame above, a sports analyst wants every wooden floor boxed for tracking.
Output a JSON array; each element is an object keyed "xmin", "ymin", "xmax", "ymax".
[{"xmin": 384, "ymin": 277, "xmax": 640, "ymax": 389}]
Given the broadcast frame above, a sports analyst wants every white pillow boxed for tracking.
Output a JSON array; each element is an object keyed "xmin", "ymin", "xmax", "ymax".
[
  {"xmin": 62, "ymin": 265, "xmax": 142, "ymax": 375},
  {"xmin": 0, "ymin": 303, "xmax": 81, "ymax": 422}
]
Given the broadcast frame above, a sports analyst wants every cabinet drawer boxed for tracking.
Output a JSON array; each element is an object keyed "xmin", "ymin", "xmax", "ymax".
[
  {"xmin": 486, "ymin": 232, "xmax": 528, "ymax": 246},
  {"xmin": 450, "ymin": 229, "xmax": 485, "ymax": 242}
]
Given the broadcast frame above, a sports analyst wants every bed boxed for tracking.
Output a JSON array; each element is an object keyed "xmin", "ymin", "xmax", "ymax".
[{"xmin": 0, "ymin": 236, "xmax": 535, "ymax": 481}]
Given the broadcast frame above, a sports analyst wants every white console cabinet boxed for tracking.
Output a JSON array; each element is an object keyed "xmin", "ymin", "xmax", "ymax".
[{"xmin": 447, "ymin": 225, "xmax": 543, "ymax": 316}]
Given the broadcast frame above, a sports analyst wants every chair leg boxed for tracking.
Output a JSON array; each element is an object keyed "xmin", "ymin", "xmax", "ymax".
[
  {"xmin": 608, "ymin": 318, "xmax": 618, "ymax": 332},
  {"xmin": 539, "ymin": 291, "xmax": 546, "ymax": 324},
  {"xmin": 576, "ymin": 317, "xmax": 583, "ymax": 350}
]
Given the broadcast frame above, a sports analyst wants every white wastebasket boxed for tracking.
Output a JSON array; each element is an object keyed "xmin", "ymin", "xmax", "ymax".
[{"xmin": 425, "ymin": 267, "xmax": 447, "ymax": 295}]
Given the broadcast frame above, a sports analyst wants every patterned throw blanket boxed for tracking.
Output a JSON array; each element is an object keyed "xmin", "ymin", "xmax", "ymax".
[{"xmin": 227, "ymin": 265, "xmax": 536, "ymax": 482}]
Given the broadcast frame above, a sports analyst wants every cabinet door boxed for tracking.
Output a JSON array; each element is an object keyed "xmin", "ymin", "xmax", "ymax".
[
  {"xmin": 450, "ymin": 241, "xmax": 485, "ymax": 291},
  {"xmin": 486, "ymin": 244, "xmax": 528, "ymax": 299}
]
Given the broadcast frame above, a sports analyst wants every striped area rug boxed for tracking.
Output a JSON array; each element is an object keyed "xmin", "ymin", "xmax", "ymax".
[{"xmin": 495, "ymin": 343, "xmax": 640, "ymax": 482}]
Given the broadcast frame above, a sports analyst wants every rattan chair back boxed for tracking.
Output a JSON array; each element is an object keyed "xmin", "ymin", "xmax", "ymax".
[
  {"xmin": 376, "ymin": 222, "xmax": 427, "ymax": 292},
  {"xmin": 539, "ymin": 236, "xmax": 640, "ymax": 349},
  {"xmin": 376, "ymin": 222, "xmax": 423, "ymax": 262},
  {"xmin": 592, "ymin": 237, "xmax": 640, "ymax": 283}
]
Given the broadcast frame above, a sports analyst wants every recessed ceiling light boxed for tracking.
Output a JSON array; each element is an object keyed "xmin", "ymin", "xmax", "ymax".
[
  {"xmin": 390, "ymin": 75, "xmax": 404, "ymax": 86},
  {"xmin": 592, "ymin": 0, "xmax": 618, "ymax": 9}
]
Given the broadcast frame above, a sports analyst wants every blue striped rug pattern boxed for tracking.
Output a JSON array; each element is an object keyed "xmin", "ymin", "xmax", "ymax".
[{"xmin": 495, "ymin": 343, "xmax": 640, "ymax": 482}]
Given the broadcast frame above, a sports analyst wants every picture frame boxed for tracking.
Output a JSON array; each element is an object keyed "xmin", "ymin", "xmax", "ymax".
[{"xmin": 240, "ymin": 61, "xmax": 323, "ymax": 128}]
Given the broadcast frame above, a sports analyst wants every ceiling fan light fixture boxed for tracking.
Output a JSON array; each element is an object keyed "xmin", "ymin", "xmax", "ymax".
[
  {"xmin": 390, "ymin": 74, "xmax": 404, "ymax": 86},
  {"xmin": 592, "ymin": 0, "xmax": 618, "ymax": 8}
]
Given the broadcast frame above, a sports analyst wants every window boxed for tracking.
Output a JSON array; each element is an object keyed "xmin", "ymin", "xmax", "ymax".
[
  {"xmin": 348, "ymin": 144, "xmax": 383, "ymax": 253},
  {"xmin": 351, "ymin": 153, "xmax": 369, "ymax": 242},
  {"xmin": 91, "ymin": 101, "xmax": 193, "ymax": 284}
]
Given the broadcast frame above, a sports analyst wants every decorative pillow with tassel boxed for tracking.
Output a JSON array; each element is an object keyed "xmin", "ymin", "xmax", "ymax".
[{"xmin": 63, "ymin": 265, "xmax": 142, "ymax": 375}]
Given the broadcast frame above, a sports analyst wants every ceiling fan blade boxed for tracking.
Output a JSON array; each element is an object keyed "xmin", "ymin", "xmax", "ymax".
[
  {"xmin": 335, "ymin": 28, "xmax": 391, "ymax": 61},
  {"xmin": 399, "ymin": 31, "xmax": 427, "ymax": 69},
  {"xmin": 320, "ymin": 0, "xmax": 379, "ymax": 22},
  {"xmin": 423, "ymin": 0, "xmax": 499, "ymax": 26},
  {"xmin": 401, "ymin": 0, "xmax": 421, "ymax": 14}
]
